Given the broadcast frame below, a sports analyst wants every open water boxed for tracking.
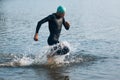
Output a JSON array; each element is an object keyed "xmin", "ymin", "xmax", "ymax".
[{"xmin": 0, "ymin": 0, "xmax": 120, "ymax": 80}]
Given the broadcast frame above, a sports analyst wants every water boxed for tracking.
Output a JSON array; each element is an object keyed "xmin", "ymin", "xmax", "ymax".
[{"xmin": 0, "ymin": 0, "xmax": 120, "ymax": 80}]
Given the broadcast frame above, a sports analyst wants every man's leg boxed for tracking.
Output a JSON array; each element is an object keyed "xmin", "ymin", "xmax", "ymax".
[{"xmin": 56, "ymin": 45, "xmax": 70, "ymax": 55}]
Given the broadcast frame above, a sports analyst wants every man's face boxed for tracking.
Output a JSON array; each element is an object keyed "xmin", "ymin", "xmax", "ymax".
[{"xmin": 57, "ymin": 12, "xmax": 65, "ymax": 18}]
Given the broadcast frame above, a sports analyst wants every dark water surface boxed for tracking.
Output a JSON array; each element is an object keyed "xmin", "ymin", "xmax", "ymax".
[{"xmin": 0, "ymin": 0, "xmax": 120, "ymax": 80}]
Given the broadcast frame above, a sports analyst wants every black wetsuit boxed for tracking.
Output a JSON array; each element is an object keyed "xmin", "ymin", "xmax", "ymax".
[{"xmin": 36, "ymin": 13, "xmax": 69, "ymax": 46}]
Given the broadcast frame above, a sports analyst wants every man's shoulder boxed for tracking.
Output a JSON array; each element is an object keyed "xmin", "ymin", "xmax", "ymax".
[
  {"xmin": 47, "ymin": 13, "xmax": 55, "ymax": 20},
  {"xmin": 49, "ymin": 13, "xmax": 56, "ymax": 17}
]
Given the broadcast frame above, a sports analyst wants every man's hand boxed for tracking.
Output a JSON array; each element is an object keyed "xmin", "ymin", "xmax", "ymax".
[
  {"xmin": 65, "ymin": 21, "xmax": 70, "ymax": 30},
  {"xmin": 34, "ymin": 33, "xmax": 39, "ymax": 41},
  {"xmin": 65, "ymin": 21, "xmax": 70, "ymax": 27}
]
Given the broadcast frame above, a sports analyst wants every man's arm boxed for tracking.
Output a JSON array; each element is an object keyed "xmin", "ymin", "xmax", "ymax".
[
  {"xmin": 34, "ymin": 15, "xmax": 51, "ymax": 41},
  {"xmin": 35, "ymin": 16, "xmax": 51, "ymax": 33},
  {"xmin": 63, "ymin": 18, "xmax": 70, "ymax": 30}
]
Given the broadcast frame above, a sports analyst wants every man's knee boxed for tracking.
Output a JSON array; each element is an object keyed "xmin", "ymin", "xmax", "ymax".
[
  {"xmin": 56, "ymin": 46, "xmax": 70, "ymax": 55},
  {"xmin": 62, "ymin": 46, "xmax": 70, "ymax": 54}
]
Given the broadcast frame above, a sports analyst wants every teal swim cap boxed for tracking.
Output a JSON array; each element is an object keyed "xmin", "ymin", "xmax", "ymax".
[{"xmin": 57, "ymin": 6, "xmax": 66, "ymax": 13}]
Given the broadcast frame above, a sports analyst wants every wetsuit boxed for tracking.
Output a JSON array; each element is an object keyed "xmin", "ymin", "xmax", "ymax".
[{"xmin": 35, "ymin": 13, "xmax": 69, "ymax": 46}]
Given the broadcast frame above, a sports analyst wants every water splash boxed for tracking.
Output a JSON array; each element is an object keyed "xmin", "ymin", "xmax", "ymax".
[
  {"xmin": 0, "ymin": 41, "xmax": 100, "ymax": 67},
  {"xmin": 0, "ymin": 54, "xmax": 34, "ymax": 67},
  {"xmin": 0, "ymin": 41, "xmax": 71, "ymax": 67},
  {"xmin": 46, "ymin": 41, "xmax": 71, "ymax": 64}
]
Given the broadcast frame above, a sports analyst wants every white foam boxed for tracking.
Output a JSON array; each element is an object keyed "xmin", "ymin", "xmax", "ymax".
[
  {"xmin": 0, "ymin": 57, "xmax": 34, "ymax": 67},
  {"xmin": 46, "ymin": 41, "xmax": 71, "ymax": 64},
  {"xmin": 0, "ymin": 41, "xmax": 73, "ymax": 67}
]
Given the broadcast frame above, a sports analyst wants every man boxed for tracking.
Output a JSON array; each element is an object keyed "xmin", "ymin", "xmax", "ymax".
[{"xmin": 34, "ymin": 6, "xmax": 70, "ymax": 55}]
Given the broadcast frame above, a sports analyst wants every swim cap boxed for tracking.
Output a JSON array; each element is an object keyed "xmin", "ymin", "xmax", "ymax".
[{"xmin": 57, "ymin": 6, "xmax": 66, "ymax": 13}]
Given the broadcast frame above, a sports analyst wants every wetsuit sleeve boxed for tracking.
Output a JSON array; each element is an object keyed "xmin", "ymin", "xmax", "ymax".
[
  {"xmin": 35, "ymin": 15, "xmax": 51, "ymax": 33},
  {"xmin": 63, "ymin": 18, "xmax": 70, "ymax": 30}
]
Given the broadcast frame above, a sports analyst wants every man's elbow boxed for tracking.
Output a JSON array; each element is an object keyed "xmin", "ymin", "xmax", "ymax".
[{"xmin": 37, "ymin": 21, "xmax": 42, "ymax": 26}]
